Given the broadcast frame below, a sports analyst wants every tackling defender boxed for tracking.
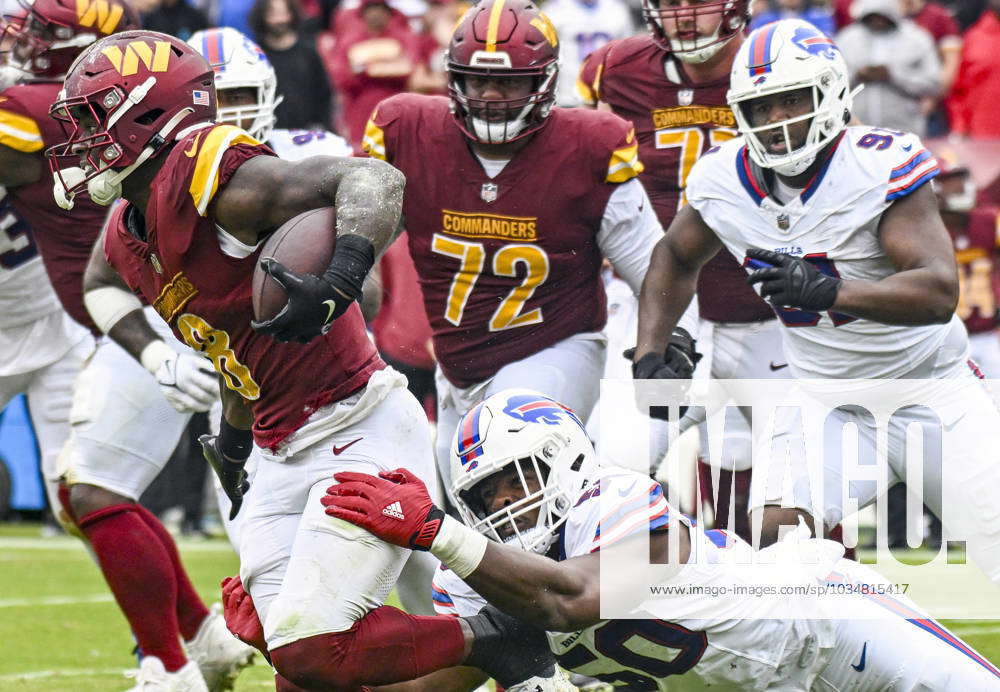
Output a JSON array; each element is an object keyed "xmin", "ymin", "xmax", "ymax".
[
  {"xmin": 633, "ymin": 19, "xmax": 1000, "ymax": 577},
  {"xmin": 322, "ymin": 389, "xmax": 1000, "ymax": 690}
]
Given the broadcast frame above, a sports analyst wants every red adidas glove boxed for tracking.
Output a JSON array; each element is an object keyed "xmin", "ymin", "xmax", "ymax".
[
  {"xmin": 221, "ymin": 575, "xmax": 267, "ymax": 658},
  {"xmin": 321, "ymin": 468, "xmax": 445, "ymax": 551}
]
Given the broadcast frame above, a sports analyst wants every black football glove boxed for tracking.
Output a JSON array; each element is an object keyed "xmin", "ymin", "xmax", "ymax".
[
  {"xmin": 625, "ymin": 326, "xmax": 702, "ymax": 380},
  {"xmin": 625, "ymin": 328, "xmax": 702, "ymax": 420},
  {"xmin": 745, "ymin": 247, "xmax": 841, "ymax": 312},
  {"xmin": 199, "ymin": 433, "xmax": 250, "ymax": 521},
  {"xmin": 464, "ymin": 605, "xmax": 560, "ymax": 688},
  {"xmin": 251, "ymin": 234, "xmax": 375, "ymax": 343}
]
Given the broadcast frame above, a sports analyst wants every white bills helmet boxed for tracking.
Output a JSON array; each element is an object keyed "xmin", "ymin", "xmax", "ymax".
[
  {"xmin": 450, "ymin": 389, "xmax": 596, "ymax": 555},
  {"xmin": 188, "ymin": 27, "xmax": 282, "ymax": 141},
  {"xmin": 728, "ymin": 19, "xmax": 855, "ymax": 177}
]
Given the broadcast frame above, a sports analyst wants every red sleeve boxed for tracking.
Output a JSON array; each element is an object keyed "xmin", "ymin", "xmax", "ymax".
[
  {"xmin": 217, "ymin": 141, "xmax": 277, "ymax": 190},
  {"xmin": 102, "ymin": 204, "xmax": 146, "ymax": 295},
  {"xmin": 578, "ymin": 41, "xmax": 614, "ymax": 105}
]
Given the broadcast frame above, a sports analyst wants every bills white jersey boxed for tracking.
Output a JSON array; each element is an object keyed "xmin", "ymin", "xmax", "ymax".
[
  {"xmin": 433, "ymin": 466, "xmax": 823, "ymax": 690},
  {"xmin": 0, "ymin": 187, "xmax": 61, "ymax": 329},
  {"xmin": 266, "ymin": 128, "xmax": 352, "ymax": 161},
  {"xmin": 686, "ymin": 127, "xmax": 959, "ymax": 379},
  {"xmin": 543, "ymin": 0, "xmax": 634, "ymax": 107}
]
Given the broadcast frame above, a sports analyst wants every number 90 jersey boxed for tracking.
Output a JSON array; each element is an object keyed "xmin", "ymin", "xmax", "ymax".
[
  {"xmin": 432, "ymin": 466, "xmax": 815, "ymax": 690},
  {"xmin": 363, "ymin": 94, "xmax": 643, "ymax": 388},
  {"xmin": 687, "ymin": 127, "xmax": 964, "ymax": 380}
]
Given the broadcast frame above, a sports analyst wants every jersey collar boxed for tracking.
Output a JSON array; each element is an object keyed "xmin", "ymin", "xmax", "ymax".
[{"xmin": 736, "ymin": 130, "xmax": 846, "ymax": 207}]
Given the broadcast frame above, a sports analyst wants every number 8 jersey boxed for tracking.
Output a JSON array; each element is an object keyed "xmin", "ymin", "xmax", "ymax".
[
  {"xmin": 686, "ymin": 127, "xmax": 965, "ymax": 380},
  {"xmin": 363, "ymin": 93, "xmax": 647, "ymax": 388}
]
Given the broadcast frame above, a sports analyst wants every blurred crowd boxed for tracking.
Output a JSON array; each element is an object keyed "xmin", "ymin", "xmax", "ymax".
[{"xmin": 62, "ymin": 0, "xmax": 998, "ymax": 146}]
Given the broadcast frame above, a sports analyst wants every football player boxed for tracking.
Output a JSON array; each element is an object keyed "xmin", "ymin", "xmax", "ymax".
[
  {"xmin": 361, "ymin": 0, "xmax": 698, "ymax": 500},
  {"xmin": 322, "ymin": 389, "xmax": 1000, "ymax": 690},
  {"xmin": 930, "ymin": 149, "xmax": 1000, "ymax": 377},
  {"xmin": 634, "ymin": 19, "xmax": 1000, "ymax": 578},
  {"xmin": 542, "ymin": 0, "xmax": 635, "ymax": 107},
  {"xmin": 188, "ymin": 27, "xmax": 353, "ymax": 163},
  {"xmin": 188, "ymin": 26, "xmax": 438, "ymax": 617},
  {"xmin": 578, "ymin": 0, "xmax": 789, "ymax": 543},
  {"xmin": 0, "ymin": 2, "xmax": 253, "ymax": 689},
  {"xmin": 52, "ymin": 29, "xmax": 455, "ymax": 691},
  {"xmin": 0, "ymin": 204, "xmax": 91, "ymax": 523}
]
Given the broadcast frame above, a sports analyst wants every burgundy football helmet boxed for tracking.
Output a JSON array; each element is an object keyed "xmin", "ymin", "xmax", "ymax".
[
  {"xmin": 47, "ymin": 30, "xmax": 216, "ymax": 207},
  {"xmin": 1, "ymin": 0, "xmax": 139, "ymax": 80},
  {"xmin": 642, "ymin": 0, "xmax": 749, "ymax": 63},
  {"xmin": 446, "ymin": 0, "xmax": 559, "ymax": 144}
]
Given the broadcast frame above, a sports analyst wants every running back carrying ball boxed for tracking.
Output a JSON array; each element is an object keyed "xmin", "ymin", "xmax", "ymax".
[{"xmin": 252, "ymin": 207, "xmax": 337, "ymax": 323}]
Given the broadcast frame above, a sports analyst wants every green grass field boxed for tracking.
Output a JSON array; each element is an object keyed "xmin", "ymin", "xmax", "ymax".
[{"xmin": 3, "ymin": 523, "xmax": 1000, "ymax": 691}]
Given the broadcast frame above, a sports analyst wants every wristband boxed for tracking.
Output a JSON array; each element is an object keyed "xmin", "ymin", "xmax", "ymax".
[
  {"xmin": 218, "ymin": 418, "xmax": 253, "ymax": 461},
  {"xmin": 83, "ymin": 285, "xmax": 142, "ymax": 335},
  {"xmin": 431, "ymin": 515, "xmax": 489, "ymax": 578},
  {"xmin": 140, "ymin": 339, "xmax": 174, "ymax": 374},
  {"xmin": 322, "ymin": 234, "xmax": 375, "ymax": 300}
]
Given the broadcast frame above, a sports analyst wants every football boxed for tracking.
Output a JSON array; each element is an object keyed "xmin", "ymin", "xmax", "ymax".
[{"xmin": 252, "ymin": 207, "xmax": 337, "ymax": 323}]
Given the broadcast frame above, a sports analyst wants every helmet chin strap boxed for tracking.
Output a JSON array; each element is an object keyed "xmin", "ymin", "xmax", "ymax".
[{"xmin": 56, "ymin": 106, "xmax": 195, "ymax": 209}]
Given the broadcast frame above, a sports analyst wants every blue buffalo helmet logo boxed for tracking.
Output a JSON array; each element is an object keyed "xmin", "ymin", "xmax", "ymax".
[
  {"xmin": 503, "ymin": 394, "xmax": 585, "ymax": 429},
  {"xmin": 791, "ymin": 26, "xmax": 839, "ymax": 61}
]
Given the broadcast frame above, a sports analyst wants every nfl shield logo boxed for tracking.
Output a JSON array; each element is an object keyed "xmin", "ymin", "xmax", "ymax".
[
  {"xmin": 150, "ymin": 253, "xmax": 164, "ymax": 274},
  {"xmin": 678, "ymin": 89, "xmax": 693, "ymax": 106},
  {"xmin": 481, "ymin": 183, "xmax": 498, "ymax": 203},
  {"xmin": 776, "ymin": 214, "xmax": 790, "ymax": 231}
]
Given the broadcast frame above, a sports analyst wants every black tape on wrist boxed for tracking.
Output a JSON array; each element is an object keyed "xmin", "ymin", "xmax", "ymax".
[
  {"xmin": 218, "ymin": 418, "xmax": 253, "ymax": 461},
  {"xmin": 322, "ymin": 234, "xmax": 375, "ymax": 300}
]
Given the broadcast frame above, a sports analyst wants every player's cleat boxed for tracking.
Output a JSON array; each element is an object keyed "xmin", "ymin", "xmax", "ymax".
[
  {"xmin": 124, "ymin": 657, "xmax": 208, "ymax": 691},
  {"xmin": 184, "ymin": 604, "xmax": 257, "ymax": 691}
]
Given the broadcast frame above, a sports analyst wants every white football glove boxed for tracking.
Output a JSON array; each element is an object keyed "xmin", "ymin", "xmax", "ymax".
[
  {"xmin": 142, "ymin": 340, "xmax": 217, "ymax": 413},
  {"xmin": 507, "ymin": 668, "xmax": 579, "ymax": 692}
]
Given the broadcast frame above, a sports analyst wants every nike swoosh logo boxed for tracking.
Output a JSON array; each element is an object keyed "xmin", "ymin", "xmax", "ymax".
[
  {"xmin": 333, "ymin": 438, "xmax": 363, "ymax": 455},
  {"xmin": 323, "ymin": 299, "xmax": 337, "ymax": 324},
  {"xmin": 184, "ymin": 132, "xmax": 201, "ymax": 157},
  {"xmin": 851, "ymin": 642, "xmax": 867, "ymax": 672},
  {"xmin": 769, "ymin": 362, "xmax": 788, "ymax": 371},
  {"xmin": 901, "ymin": 143, "xmax": 913, "ymax": 151}
]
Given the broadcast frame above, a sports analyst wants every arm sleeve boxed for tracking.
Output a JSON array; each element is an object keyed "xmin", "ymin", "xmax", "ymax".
[
  {"xmin": 596, "ymin": 179, "xmax": 700, "ymax": 333},
  {"xmin": 596, "ymin": 178, "xmax": 660, "ymax": 296}
]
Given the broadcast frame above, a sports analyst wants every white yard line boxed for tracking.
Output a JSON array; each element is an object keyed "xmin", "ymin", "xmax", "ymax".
[
  {"xmin": 0, "ymin": 667, "xmax": 125, "ymax": 681},
  {"xmin": 949, "ymin": 623, "xmax": 1000, "ymax": 636},
  {"xmin": 0, "ymin": 593, "xmax": 114, "ymax": 608},
  {"xmin": 0, "ymin": 536, "xmax": 236, "ymax": 552}
]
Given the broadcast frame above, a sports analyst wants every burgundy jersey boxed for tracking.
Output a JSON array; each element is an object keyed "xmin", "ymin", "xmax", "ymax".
[
  {"xmin": 364, "ymin": 94, "xmax": 643, "ymax": 388},
  {"xmin": 582, "ymin": 35, "xmax": 773, "ymax": 323},
  {"xmin": 946, "ymin": 207, "xmax": 1000, "ymax": 334},
  {"xmin": 103, "ymin": 124, "xmax": 384, "ymax": 450},
  {"xmin": 0, "ymin": 82, "xmax": 109, "ymax": 332}
]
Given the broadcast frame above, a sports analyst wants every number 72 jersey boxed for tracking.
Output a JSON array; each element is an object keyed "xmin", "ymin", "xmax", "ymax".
[
  {"xmin": 686, "ymin": 127, "xmax": 961, "ymax": 380},
  {"xmin": 363, "ymin": 93, "xmax": 643, "ymax": 389}
]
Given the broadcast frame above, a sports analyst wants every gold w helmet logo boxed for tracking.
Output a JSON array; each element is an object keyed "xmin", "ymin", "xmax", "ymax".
[
  {"xmin": 76, "ymin": 0, "xmax": 125, "ymax": 34},
  {"xmin": 100, "ymin": 40, "xmax": 172, "ymax": 76}
]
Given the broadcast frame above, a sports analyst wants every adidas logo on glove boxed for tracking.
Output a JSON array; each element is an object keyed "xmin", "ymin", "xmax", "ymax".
[{"xmin": 382, "ymin": 501, "xmax": 405, "ymax": 520}]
